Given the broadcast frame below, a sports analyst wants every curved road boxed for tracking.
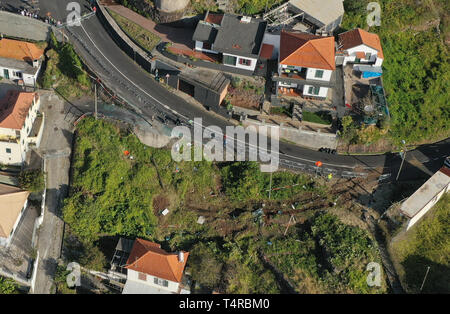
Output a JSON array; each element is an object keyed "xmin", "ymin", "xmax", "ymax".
[{"xmin": 38, "ymin": 0, "xmax": 450, "ymax": 179}]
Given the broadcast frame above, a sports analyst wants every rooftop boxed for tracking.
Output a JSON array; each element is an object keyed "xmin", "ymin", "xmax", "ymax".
[
  {"xmin": 0, "ymin": 188, "xmax": 29, "ymax": 238},
  {"xmin": 279, "ymin": 30, "xmax": 335, "ymax": 70},
  {"xmin": 338, "ymin": 28, "xmax": 384, "ymax": 59},
  {"xmin": 0, "ymin": 90, "xmax": 37, "ymax": 130},
  {"xmin": 126, "ymin": 238, "xmax": 189, "ymax": 283},
  {"xmin": 289, "ymin": 0, "xmax": 344, "ymax": 26},
  {"xmin": 0, "ymin": 56, "xmax": 40, "ymax": 76},
  {"xmin": 400, "ymin": 167, "xmax": 450, "ymax": 218},
  {"xmin": 0, "ymin": 38, "xmax": 44, "ymax": 62},
  {"xmin": 193, "ymin": 13, "xmax": 267, "ymax": 59}
]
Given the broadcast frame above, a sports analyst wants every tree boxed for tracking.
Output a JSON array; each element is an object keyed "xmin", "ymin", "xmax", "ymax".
[
  {"xmin": 0, "ymin": 277, "xmax": 18, "ymax": 294},
  {"xmin": 189, "ymin": 242, "xmax": 223, "ymax": 289},
  {"xmin": 18, "ymin": 169, "xmax": 44, "ymax": 193}
]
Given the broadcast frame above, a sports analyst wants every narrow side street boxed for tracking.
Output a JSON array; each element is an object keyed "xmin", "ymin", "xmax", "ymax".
[{"xmin": 32, "ymin": 92, "xmax": 74, "ymax": 294}]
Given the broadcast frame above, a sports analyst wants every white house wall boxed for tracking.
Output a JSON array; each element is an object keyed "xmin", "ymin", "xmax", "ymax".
[
  {"xmin": 223, "ymin": 53, "xmax": 257, "ymax": 71},
  {"xmin": 406, "ymin": 184, "xmax": 449, "ymax": 230},
  {"xmin": 0, "ymin": 95, "xmax": 40, "ymax": 165},
  {"xmin": 127, "ymin": 268, "xmax": 179, "ymax": 293},
  {"xmin": 306, "ymin": 68, "xmax": 332, "ymax": 81},
  {"xmin": 0, "ymin": 64, "xmax": 40, "ymax": 86},
  {"xmin": 343, "ymin": 44, "xmax": 383, "ymax": 66},
  {"xmin": 303, "ymin": 85, "xmax": 329, "ymax": 98}
]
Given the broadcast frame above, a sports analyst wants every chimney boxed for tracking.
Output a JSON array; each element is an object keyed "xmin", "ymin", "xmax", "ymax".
[
  {"xmin": 32, "ymin": 59, "xmax": 39, "ymax": 68},
  {"xmin": 240, "ymin": 16, "xmax": 251, "ymax": 23},
  {"xmin": 178, "ymin": 251, "xmax": 184, "ymax": 263}
]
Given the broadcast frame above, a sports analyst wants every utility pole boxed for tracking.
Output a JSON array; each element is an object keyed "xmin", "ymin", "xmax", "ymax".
[
  {"xmin": 268, "ymin": 170, "xmax": 273, "ymax": 200},
  {"xmin": 419, "ymin": 266, "xmax": 430, "ymax": 292},
  {"xmin": 396, "ymin": 140, "xmax": 406, "ymax": 181},
  {"xmin": 94, "ymin": 82, "xmax": 98, "ymax": 120}
]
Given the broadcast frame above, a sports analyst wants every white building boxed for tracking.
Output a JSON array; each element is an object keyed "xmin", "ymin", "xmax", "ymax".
[
  {"xmin": 122, "ymin": 238, "xmax": 190, "ymax": 294},
  {"xmin": 192, "ymin": 13, "xmax": 267, "ymax": 73},
  {"xmin": 400, "ymin": 167, "xmax": 450, "ymax": 230},
  {"xmin": 0, "ymin": 184, "xmax": 30, "ymax": 247},
  {"xmin": 338, "ymin": 28, "xmax": 384, "ymax": 68},
  {"xmin": 0, "ymin": 91, "xmax": 43, "ymax": 165},
  {"xmin": 0, "ymin": 38, "xmax": 44, "ymax": 86},
  {"xmin": 273, "ymin": 30, "xmax": 335, "ymax": 100}
]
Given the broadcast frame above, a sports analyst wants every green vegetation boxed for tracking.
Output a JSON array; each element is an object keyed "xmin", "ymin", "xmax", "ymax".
[
  {"xmin": 236, "ymin": 0, "xmax": 286, "ymax": 15},
  {"xmin": 189, "ymin": 0, "xmax": 286, "ymax": 15},
  {"xmin": 18, "ymin": 169, "xmax": 44, "ymax": 193},
  {"xmin": 265, "ymin": 213, "xmax": 385, "ymax": 293},
  {"xmin": 341, "ymin": 0, "xmax": 450, "ymax": 145},
  {"xmin": 40, "ymin": 32, "xmax": 91, "ymax": 99},
  {"xmin": 302, "ymin": 111, "xmax": 332, "ymax": 125},
  {"xmin": 63, "ymin": 118, "xmax": 385, "ymax": 293},
  {"xmin": 391, "ymin": 194, "xmax": 450, "ymax": 293},
  {"xmin": 108, "ymin": 9, "xmax": 161, "ymax": 53},
  {"xmin": 53, "ymin": 265, "xmax": 77, "ymax": 294},
  {"xmin": 270, "ymin": 105, "xmax": 292, "ymax": 117},
  {"xmin": 0, "ymin": 277, "xmax": 19, "ymax": 294}
]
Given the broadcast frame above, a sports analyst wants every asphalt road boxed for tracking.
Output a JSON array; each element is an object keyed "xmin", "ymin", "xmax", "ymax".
[{"xmin": 27, "ymin": 0, "xmax": 450, "ymax": 178}]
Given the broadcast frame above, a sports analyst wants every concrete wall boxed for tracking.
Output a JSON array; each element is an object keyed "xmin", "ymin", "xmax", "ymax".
[{"xmin": 0, "ymin": 11, "xmax": 52, "ymax": 41}]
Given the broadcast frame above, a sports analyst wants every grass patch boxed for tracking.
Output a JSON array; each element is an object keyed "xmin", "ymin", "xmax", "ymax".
[
  {"xmin": 108, "ymin": 8, "xmax": 161, "ymax": 53},
  {"xmin": 39, "ymin": 32, "xmax": 91, "ymax": 99},
  {"xmin": 391, "ymin": 194, "xmax": 450, "ymax": 293},
  {"xmin": 302, "ymin": 111, "xmax": 332, "ymax": 125}
]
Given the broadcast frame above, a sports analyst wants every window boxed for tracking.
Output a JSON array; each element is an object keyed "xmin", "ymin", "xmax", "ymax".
[
  {"xmin": 315, "ymin": 70, "xmax": 324, "ymax": 79},
  {"xmin": 154, "ymin": 277, "xmax": 169, "ymax": 287},
  {"xmin": 203, "ymin": 42, "xmax": 212, "ymax": 50},
  {"xmin": 138, "ymin": 272, "xmax": 147, "ymax": 281},
  {"xmin": 308, "ymin": 86, "xmax": 320, "ymax": 95},
  {"xmin": 238, "ymin": 58, "xmax": 252, "ymax": 66},
  {"xmin": 6, "ymin": 148, "xmax": 11, "ymax": 154},
  {"xmin": 223, "ymin": 55, "xmax": 237, "ymax": 66}
]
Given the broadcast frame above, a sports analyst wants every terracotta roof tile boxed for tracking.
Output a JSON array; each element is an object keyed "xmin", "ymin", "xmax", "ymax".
[
  {"xmin": 0, "ymin": 190, "xmax": 29, "ymax": 238},
  {"xmin": 260, "ymin": 44, "xmax": 274, "ymax": 59},
  {"xmin": 338, "ymin": 28, "xmax": 384, "ymax": 59},
  {"xmin": 0, "ymin": 38, "xmax": 44, "ymax": 62},
  {"xmin": 279, "ymin": 31, "xmax": 335, "ymax": 70},
  {"xmin": 126, "ymin": 238, "xmax": 189, "ymax": 283},
  {"xmin": 0, "ymin": 90, "xmax": 36, "ymax": 130},
  {"xmin": 205, "ymin": 13, "xmax": 223, "ymax": 25}
]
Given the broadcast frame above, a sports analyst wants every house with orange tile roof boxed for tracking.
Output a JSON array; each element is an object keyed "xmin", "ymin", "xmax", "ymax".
[
  {"xmin": 0, "ymin": 90, "xmax": 42, "ymax": 165},
  {"xmin": 337, "ymin": 28, "xmax": 384, "ymax": 68},
  {"xmin": 0, "ymin": 38, "xmax": 44, "ymax": 86},
  {"xmin": 272, "ymin": 30, "xmax": 336, "ymax": 100},
  {"xmin": 0, "ymin": 183, "xmax": 30, "ymax": 247},
  {"xmin": 121, "ymin": 238, "xmax": 190, "ymax": 294}
]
